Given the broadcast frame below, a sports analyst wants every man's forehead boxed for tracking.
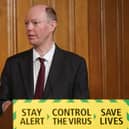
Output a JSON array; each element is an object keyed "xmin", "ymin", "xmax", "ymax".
[
  {"xmin": 29, "ymin": 5, "xmax": 47, "ymax": 13},
  {"xmin": 25, "ymin": 6, "xmax": 47, "ymax": 21},
  {"xmin": 28, "ymin": 8, "xmax": 45, "ymax": 15}
]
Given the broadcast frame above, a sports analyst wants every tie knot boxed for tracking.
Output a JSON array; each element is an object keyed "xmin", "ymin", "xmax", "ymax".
[{"xmin": 38, "ymin": 57, "xmax": 45, "ymax": 64}]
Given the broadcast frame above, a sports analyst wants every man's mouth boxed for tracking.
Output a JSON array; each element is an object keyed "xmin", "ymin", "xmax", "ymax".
[{"xmin": 28, "ymin": 34, "xmax": 36, "ymax": 39}]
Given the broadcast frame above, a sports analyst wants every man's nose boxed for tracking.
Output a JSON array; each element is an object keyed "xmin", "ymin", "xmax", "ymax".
[{"xmin": 25, "ymin": 22, "xmax": 34, "ymax": 30}]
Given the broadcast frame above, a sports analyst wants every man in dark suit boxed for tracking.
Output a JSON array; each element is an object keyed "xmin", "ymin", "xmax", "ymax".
[{"xmin": 0, "ymin": 5, "xmax": 89, "ymax": 113}]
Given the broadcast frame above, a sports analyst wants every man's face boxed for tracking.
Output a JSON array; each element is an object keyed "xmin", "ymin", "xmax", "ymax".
[{"xmin": 25, "ymin": 7, "xmax": 52, "ymax": 47}]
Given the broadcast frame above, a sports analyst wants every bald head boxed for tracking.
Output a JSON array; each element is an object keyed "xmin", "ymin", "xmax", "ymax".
[{"xmin": 26, "ymin": 5, "xmax": 57, "ymax": 22}]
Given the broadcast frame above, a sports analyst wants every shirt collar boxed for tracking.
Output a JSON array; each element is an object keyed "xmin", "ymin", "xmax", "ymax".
[{"xmin": 33, "ymin": 43, "xmax": 56, "ymax": 62}]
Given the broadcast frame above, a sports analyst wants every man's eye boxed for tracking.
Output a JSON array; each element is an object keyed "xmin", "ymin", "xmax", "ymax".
[
  {"xmin": 25, "ymin": 22, "xmax": 28, "ymax": 25},
  {"xmin": 32, "ymin": 21, "xmax": 39, "ymax": 25},
  {"xmin": 24, "ymin": 21, "xmax": 41, "ymax": 26}
]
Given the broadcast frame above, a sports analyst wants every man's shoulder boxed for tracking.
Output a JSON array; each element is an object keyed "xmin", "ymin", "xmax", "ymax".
[
  {"xmin": 56, "ymin": 46, "xmax": 85, "ymax": 62},
  {"xmin": 6, "ymin": 49, "xmax": 32, "ymax": 62}
]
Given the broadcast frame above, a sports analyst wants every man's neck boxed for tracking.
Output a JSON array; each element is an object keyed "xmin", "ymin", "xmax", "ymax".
[{"xmin": 34, "ymin": 41, "xmax": 54, "ymax": 56}]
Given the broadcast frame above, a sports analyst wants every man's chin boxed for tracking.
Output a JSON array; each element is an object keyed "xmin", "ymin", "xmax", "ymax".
[{"xmin": 29, "ymin": 41, "xmax": 38, "ymax": 46}]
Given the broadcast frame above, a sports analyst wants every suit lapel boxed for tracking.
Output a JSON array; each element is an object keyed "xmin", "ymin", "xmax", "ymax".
[
  {"xmin": 19, "ymin": 49, "xmax": 34, "ymax": 98},
  {"xmin": 44, "ymin": 46, "xmax": 63, "ymax": 98}
]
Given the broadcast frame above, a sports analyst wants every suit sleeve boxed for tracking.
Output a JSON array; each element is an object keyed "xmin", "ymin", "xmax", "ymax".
[
  {"xmin": 73, "ymin": 58, "xmax": 89, "ymax": 98},
  {"xmin": 0, "ymin": 59, "xmax": 11, "ymax": 114}
]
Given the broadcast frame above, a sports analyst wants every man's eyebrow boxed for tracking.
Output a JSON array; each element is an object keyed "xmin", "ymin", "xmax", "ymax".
[{"xmin": 25, "ymin": 18, "xmax": 37, "ymax": 21}]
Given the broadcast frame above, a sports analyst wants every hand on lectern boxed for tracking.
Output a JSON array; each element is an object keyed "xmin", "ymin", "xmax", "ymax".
[{"xmin": 2, "ymin": 101, "xmax": 11, "ymax": 112}]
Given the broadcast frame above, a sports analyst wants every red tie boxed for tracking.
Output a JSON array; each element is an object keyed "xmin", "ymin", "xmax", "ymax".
[{"xmin": 34, "ymin": 58, "xmax": 45, "ymax": 99}]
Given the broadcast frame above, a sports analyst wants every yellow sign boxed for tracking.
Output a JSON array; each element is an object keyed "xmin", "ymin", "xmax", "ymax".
[{"xmin": 13, "ymin": 99, "xmax": 129, "ymax": 129}]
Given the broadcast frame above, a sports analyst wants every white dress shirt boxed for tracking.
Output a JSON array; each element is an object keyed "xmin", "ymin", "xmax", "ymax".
[{"xmin": 33, "ymin": 44, "xmax": 55, "ymax": 92}]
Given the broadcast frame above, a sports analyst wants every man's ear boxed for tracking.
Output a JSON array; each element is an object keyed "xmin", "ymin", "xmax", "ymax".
[{"xmin": 49, "ymin": 20, "xmax": 57, "ymax": 32}]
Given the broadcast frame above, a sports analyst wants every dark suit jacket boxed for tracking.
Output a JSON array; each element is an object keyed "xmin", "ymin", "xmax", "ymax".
[{"xmin": 0, "ymin": 45, "xmax": 89, "ymax": 113}]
